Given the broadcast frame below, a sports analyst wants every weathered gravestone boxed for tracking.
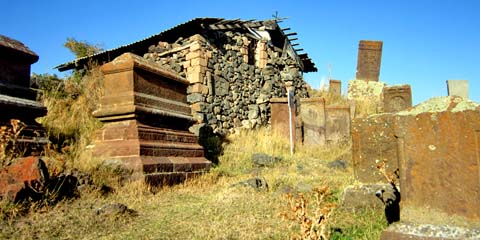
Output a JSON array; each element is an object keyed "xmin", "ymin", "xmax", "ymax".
[
  {"xmin": 270, "ymin": 97, "xmax": 297, "ymax": 141},
  {"xmin": 325, "ymin": 105, "xmax": 351, "ymax": 144},
  {"xmin": 347, "ymin": 79, "xmax": 385, "ymax": 118},
  {"xmin": 356, "ymin": 40, "xmax": 383, "ymax": 82},
  {"xmin": 92, "ymin": 53, "xmax": 210, "ymax": 185},
  {"xmin": 383, "ymin": 85, "xmax": 412, "ymax": 113},
  {"xmin": 447, "ymin": 80, "xmax": 469, "ymax": 99},
  {"xmin": 329, "ymin": 79, "xmax": 341, "ymax": 96},
  {"xmin": 299, "ymin": 98, "xmax": 326, "ymax": 145},
  {"xmin": 343, "ymin": 113, "xmax": 398, "ymax": 209},
  {"xmin": 381, "ymin": 96, "xmax": 480, "ymax": 239},
  {"xmin": 0, "ymin": 35, "xmax": 47, "ymax": 155}
]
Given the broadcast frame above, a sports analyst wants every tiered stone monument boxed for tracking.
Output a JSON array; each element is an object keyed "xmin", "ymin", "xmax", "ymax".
[
  {"xmin": 0, "ymin": 35, "xmax": 47, "ymax": 155},
  {"xmin": 92, "ymin": 53, "xmax": 210, "ymax": 184},
  {"xmin": 381, "ymin": 96, "xmax": 480, "ymax": 239}
]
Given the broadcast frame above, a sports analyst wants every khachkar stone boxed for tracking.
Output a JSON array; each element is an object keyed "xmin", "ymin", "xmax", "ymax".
[
  {"xmin": 92, "ymin": 53, "xmax": 210, "ymax": 185},
  {"xmin": 381, "ymin": 96, "xmax": 480, "ymax": 239},
  {"xmin": 383, "ymin": 85, "xmax": 412, "ymax": 113},
  {"xmin": 347, "ymin": 80, "xmax": 385, "ymax": 118},
  {"xmin": 299, "ymin": 98, "xmax": 326, "ymax": 146},
  {"xmin": 0, "ymin": 35, "xmax": 47, "ymax": 155},
  {"xmin": 329, "ymin": 79, "xmax": 341, "ymax": 96},
  {"xmin": 356, "ymin": 40, "xmax": 383, "ymax": 82},
  {"xmin": 325, "ymin": 105, "xmax": 351, "ymax": 144},
  {"xmin": 447, "ymin": 80, "xmax": 469, "ymax": 99},
  {"xmin": 342, "ymin": 113, "xmax": 398, "ymax": 209},
  {"xmin": 270, "ymin": 98, "xmax": 296, "ymax": 140}
]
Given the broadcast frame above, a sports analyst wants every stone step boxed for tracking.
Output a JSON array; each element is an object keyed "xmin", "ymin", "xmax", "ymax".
[
  {"xmin": 139, "ymin": 141, "xmax": 205, "ymax": 158},
  {"xmin": 138, "ymin": 126, "xmax": 198, "ymax": 144},
  {"xmin": 142, "ymin": 156, "xmax": 210, "ymax": 173}
]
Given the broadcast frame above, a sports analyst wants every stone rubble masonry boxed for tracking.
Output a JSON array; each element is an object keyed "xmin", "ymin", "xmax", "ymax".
[
  {"xmin": 299, "ymin": 98, "xmax": 326, "ymax": 145},
  {"xmin": 92, "ymin": 53, "xmax": 210, "ymax": 185},
  {"xmin": 447, "ymin": 80, "xmax": 469, "ymax": 99},
  {"xmin": 255, "ymin": 40, "xmax": 268, "ymax": 69},
  {"xmin": 329, "ymin": 79, "xmax": 341, "ymax": 96},
  {"xmin": 347, "ymin": 79, "xmax": 385, "ymax": 118},
  {"xmin": 383, "ymin": 85, "xmax": 412, "ymax": 113},
  {"xmin": 144, "ymin": 32, "xmax": 310, "ymax": 135},
  {"xmin": 351, "ymin": 113, "xmax": 398, "ymax": 184},
  {"xmin": 381, "ymin": 96, "xmax": 480, "ymax": 239},
  {"xmin": 356, "ymin": 40, "xmax": 383, "ymax": 82}
]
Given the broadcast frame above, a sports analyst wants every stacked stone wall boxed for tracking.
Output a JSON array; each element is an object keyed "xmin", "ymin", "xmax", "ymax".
[{"xmin": 143, "ymin": 31, "xmax": 309, "ymax": 135}]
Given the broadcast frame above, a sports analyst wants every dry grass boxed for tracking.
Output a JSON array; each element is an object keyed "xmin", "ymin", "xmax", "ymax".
[
  {"xmin": 0, "ymin": 127, "xmax": 388, "ymax": 239},
  {"xmin": 37, "ymin": 66, "xmax": 104, "ymax": 172},
  {"xmin": 308, "ymin": 88, "xmax": 348, "ymax": 106}
]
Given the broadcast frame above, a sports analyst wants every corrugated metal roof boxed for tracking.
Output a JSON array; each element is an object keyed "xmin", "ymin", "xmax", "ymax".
[{"xmin": 55, "ymin": 17, "xmax": 316, "ymax": 72}]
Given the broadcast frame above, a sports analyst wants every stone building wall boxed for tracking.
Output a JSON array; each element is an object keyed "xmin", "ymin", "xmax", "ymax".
[{"xmin": 143, "ymin": 32, "xmax": 309, "ymax": 135}]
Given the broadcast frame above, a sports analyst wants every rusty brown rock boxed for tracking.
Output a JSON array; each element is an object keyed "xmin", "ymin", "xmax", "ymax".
[
  {"xmin": 0, "ymin": 156, "xmax": 48, "ymax": 202},
  {"xmin": 351, "ymin": 113, "xmax": 398, "ymax": 184},
  {"xmin": 395, "ymin": 98, "xmax": 480, "ymax": 222}
]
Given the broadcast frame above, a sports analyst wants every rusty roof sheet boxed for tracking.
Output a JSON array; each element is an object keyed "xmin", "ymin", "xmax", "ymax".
[
  {"xmin": 0, "ymin": 35, "xmax": 39, "ymax": 63},
  {"xmin": 55, "ymin": 17, "xmax": 316, "ymax": 72}
]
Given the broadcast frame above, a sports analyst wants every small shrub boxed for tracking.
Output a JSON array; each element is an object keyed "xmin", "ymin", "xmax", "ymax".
[
  {"xmin": 280, "ymin": 186, "xmax": 337, "ymax": 240},
  {"xmin": 0, "ymin": 119, "xmax": 27, "ymax": 167}
]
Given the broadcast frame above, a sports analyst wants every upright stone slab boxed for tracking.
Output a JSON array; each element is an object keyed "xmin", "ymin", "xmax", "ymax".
[
  {"xmin": 383, "ymin": 85, "xmax": 412, "ymax": 113},
  {"xmin": 299, "ymin": 98, "xmax": 326, "ymax": 146},
  {"xmin": 270, "ymin": 97, "xmax": 296, "ymax": 141},
  {"xmin": 351, "ymin": 114, "xmax": 398, "ymax": 183},
  {"xmin": 343, "ymin": 113, "xmax": 398, "ymax": 210},
  {"xmin": 0, "ymin": 35, "xmax": 47, "ymax": 155},
  {"xmin": 381, "ymin": 96, "xmax": 480, "ymax": 239},
  {"xmin": 347, "ymin": 79, "xmax": 385, "ymax": 118},
  {"xmin": 92, "ymin": 53, "xmax": 210, "ymax": 185},
  {"xmin": 447, "ymin": 80, "xmax": 469, "ymax": 99},
  {"xmin": 325, "ymin": 105, "xmax": 351, "ymax": 144},
  {"xmin": 329, "ymin": 79, "xmax": 341, "ymax": 96},
  {"xmin": 356, "ymin": 40, "xmax": 383, "ymax": 82}
]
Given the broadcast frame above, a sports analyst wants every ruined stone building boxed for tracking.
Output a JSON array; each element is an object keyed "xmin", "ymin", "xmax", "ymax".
[{"xmin": 56, "ymin": 18, "xmax": 317, "ymax": 135}]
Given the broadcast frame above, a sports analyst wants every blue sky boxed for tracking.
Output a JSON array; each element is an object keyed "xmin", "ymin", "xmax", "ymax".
[{"xmin": 2, "ymin": 0, "xmax": 479, "ymax": 104}]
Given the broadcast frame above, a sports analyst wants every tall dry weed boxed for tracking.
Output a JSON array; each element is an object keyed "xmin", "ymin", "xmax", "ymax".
[
  {"xmin": 281, "ymin": 186, "xmax": 337, "ymax": 240},
  {"xmin": 0, "ymin": 119, "xmax": 27, "ymax": 167},
  {"xmin": 38, "ymin": 66, "xmax": 104, "ymax": 171}
]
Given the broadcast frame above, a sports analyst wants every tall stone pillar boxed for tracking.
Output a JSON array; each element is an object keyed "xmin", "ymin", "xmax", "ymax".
[{"xmin": 356, "ymin": 40, "xmax": 383, "ymax": 82}]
